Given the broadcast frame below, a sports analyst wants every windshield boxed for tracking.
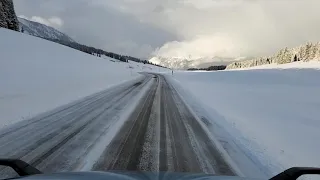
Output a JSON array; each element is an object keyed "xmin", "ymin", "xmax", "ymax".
[{"xmin": 1, "ymin": 0, "xmax": 320, "ymax": 180}]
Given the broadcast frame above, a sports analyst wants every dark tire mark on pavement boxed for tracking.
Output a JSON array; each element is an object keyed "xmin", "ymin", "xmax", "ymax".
[
  {"xmin": 159, "ymin": 78, "xmax": 168, "ymax": 171},
  {"xmin": 93, "ymin": 79, "xmax": 158, "ymax": 171}
]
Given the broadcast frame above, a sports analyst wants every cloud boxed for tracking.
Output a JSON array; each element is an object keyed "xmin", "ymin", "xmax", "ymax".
[
  {"xmin": 152, "ymin": 34, "xmax": 242, "ymax": 59},
  {"xmin": 14, "ymin": 0, "xmax": 176, "ymax": 59},
  {"xmin": 13, "ymin": 0, "xmax": 320, "ymax": 61},
  {"xmin": 18, "ymin": 15, "xmax": 64, "ymax": 29},
  {"xmin": 101, "ymin": 0, "xmax": 320, "ymax": 60},
  {"xmin": 47, "ymin": 17, "xmax": 63, "ymax": 27}
]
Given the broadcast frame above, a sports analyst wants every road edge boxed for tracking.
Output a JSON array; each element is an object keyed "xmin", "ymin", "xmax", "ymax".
[{"xmin": 162, "ymin": 74, "xmax": 244, "ymax": 177}]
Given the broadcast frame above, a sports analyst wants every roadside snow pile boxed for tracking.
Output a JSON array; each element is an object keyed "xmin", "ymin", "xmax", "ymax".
[
  {"xmin": 170, "ymin": 63, "xmax": 320, "ymax": 179},
  {"xmin": 0, "ymin": 28, "xmax": 167, "ymax": 128}
]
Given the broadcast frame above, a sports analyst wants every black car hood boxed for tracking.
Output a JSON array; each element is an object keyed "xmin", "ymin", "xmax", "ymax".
[{"xmin": 18, "ymin": 171, "xmax": 258, "ymax": 180}]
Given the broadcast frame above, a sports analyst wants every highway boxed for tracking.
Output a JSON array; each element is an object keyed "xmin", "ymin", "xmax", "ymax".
[{"xmin": 0, "ymin": 74, "xmax": 235, "ymax": 177}]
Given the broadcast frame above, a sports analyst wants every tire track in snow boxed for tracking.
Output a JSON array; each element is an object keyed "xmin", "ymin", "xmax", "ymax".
[
  {"xmin": 0, "ymin": 79, "xmax": 145, "ymax": 157},
  {"xmin": 0, "ymin": 76, "xmax": 152, "ymax": 177}
]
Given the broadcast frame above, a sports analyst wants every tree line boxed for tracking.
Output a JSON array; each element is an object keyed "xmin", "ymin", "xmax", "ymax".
[
  {"xmin": 41, "ymin": 37, "xmax": 166, "ymax": 68},
  {"xmin": 187, "ymin": 65, "xmax": 227, "ymax": 71}
]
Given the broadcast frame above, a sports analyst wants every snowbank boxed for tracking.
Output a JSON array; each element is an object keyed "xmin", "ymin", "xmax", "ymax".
[
  {"xmin": 0, "ymin": 28, "xmax": 167, "ymax": 128},
  {"xmin": 170, "ymin": 64, "xmax": 320, "ymax": 179}
]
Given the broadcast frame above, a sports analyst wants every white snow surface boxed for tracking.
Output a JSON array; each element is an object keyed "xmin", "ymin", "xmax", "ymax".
[
  {"xmin": 168, "ymin": 63, "xmax": 320, "ymax": 179},
  {"xmin": 0, "ymin": 28, "xmax": 168, "ymax": 128}
]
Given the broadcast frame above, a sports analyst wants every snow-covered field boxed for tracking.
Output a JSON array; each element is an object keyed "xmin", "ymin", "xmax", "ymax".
[
  {"xmin": 0, "ymin": 28, "xmax": 168, "ymax": 128},
  {"xmin": 2, "ymin": 26, "xmax": 320, "ymax": 179},
  {"xmin": 170, "ymin": 62, "xmax": 320, "ymax": 179}
]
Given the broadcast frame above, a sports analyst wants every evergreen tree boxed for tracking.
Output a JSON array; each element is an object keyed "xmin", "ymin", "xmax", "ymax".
[{"xmin": 293, "ymin": 55, "xmax": 297, "ymax": 62}]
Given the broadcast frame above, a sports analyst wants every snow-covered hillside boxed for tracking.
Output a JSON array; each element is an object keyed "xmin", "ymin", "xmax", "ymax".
[
  {"xmin": 18, "ymin": 17, "xmax": 75, "ymax": 43},
  {"xmin": 0, "ymin": 28, "xmax": 168, "ymax": 128},
  {"xmin": 169, "ymin": 63, "xmax": 320, "ymax": 179}
]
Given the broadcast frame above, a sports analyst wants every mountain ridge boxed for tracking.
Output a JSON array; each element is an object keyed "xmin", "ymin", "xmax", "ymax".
[
  {"xmin": 17, "ymin": 17, "xmax": 165, "ymax": 68},
  {"xmin": 18, "ymin": 17, "xmax": 75, "ymax": 43}
]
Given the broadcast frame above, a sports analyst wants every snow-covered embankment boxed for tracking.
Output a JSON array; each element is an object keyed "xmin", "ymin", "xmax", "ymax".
[
  {"xmin": 169, "ymin": 62, "xmax": 320, "ymax": 179},
  {"xmin": 0, "ymin": 28, "xmax": 167, "ymax": 128}
]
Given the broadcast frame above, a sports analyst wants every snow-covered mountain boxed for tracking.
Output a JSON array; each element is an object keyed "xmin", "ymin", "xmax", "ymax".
[
  {"xmin": 18, "ymin": 17, "xmax": 75, "ymax": 43},
  {"xmin": 149, "ymin": 56, "xmax": 233, "ymax": 69}
]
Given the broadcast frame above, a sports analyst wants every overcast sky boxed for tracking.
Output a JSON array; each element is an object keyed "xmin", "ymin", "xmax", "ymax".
[{"xmin": 13, "ymin": 0, "xmax": 320, "ymax": 60}]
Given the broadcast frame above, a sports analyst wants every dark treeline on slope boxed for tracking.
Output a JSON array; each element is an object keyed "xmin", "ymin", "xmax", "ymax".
[
  {"xmin": 187, "ymin": 65, "xmax": 227, "ymax": 71},
  {"xmin": 1, "ymin": 0, "xmax": 166, "ymax": 68},
  {"xmin": 42, "ymin": 37, "xmax": 166, "ymax": 68},
  {"xmin": 0, "ymin": 0, "xmax": 19, "ymax": 31}
]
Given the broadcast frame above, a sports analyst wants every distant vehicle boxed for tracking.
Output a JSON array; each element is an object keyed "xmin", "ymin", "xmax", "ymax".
[{"xmin": 0, "ymin": 159, "xmax": 319, "ymax": 180}]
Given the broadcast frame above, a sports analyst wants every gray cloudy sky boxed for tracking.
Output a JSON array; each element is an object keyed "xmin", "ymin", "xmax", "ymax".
[{"xmin": 13, "ymin": 0, "xmax": 320, "ymax": 60}]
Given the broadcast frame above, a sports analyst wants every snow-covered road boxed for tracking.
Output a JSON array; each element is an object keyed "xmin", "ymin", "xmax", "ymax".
[{"xmin": 0, "ymin": 73, "xmax": 235, "ymax": 178}]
